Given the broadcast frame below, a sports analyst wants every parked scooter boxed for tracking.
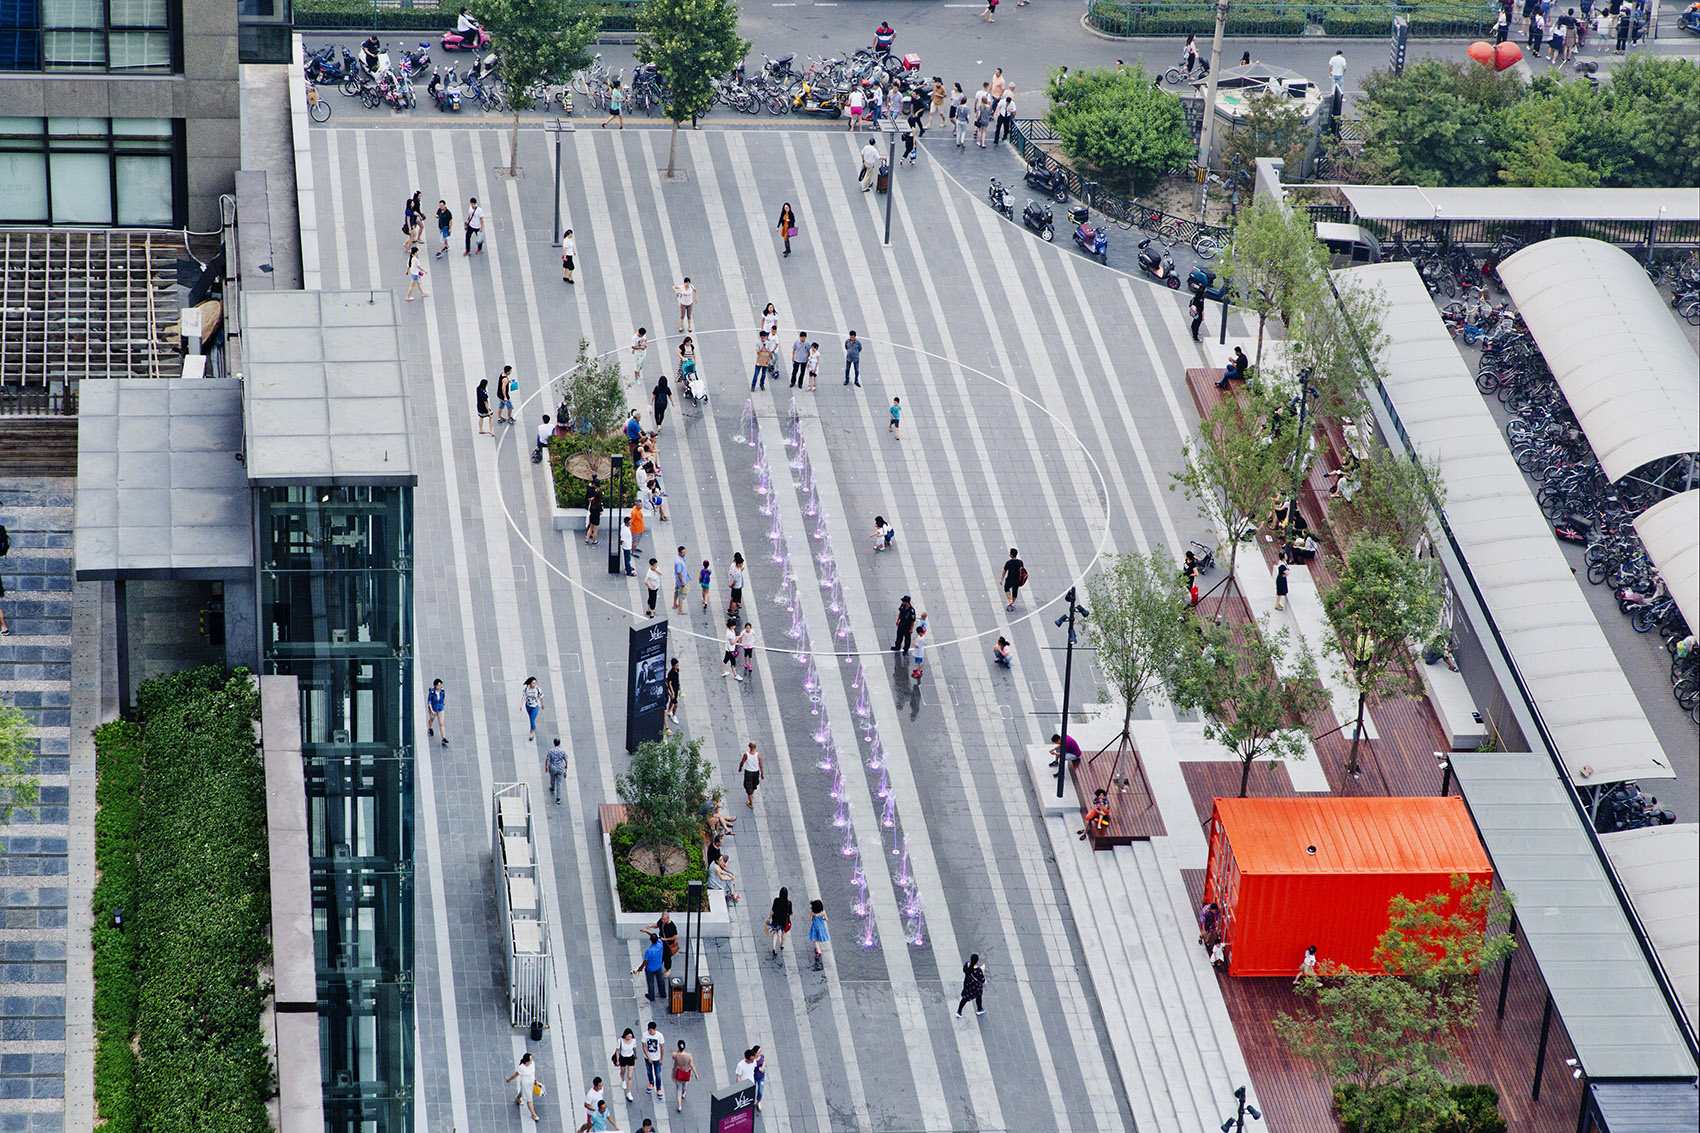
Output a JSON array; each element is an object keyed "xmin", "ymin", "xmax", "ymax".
[
  {"xmin": 428, "ymin": 67, "xmax": 462, "ymax": 111},
  {"xmin": 987, "ymin": 177, "xmax": 1013, "ymax": 219},
  {"xmin": 1022, "ymin": 199, "xmax": 1055, "ymax": 242},
  {"xmin": 397, "ymin": 41, "xmax": 431, "ymax": 80},
  {"xmin": 1187, "ymin": 266, "xmax": 1234, "ymax": 302},
  {"xmin": 1593, "ymin": 781, "xmax": 1677, "ymax": 833},
  {"xmin": 441, "ymin": 22, "xmax": 491, "ymax": 51},
  {"xmin": 1024, "ymin": 159, "xmax": 1069, "ymax": 202},
  {"xmin": 1618, "ymin": 577, "xmax": 1667, "ymax": 615},
  {"xmin": 1069, "ymin": 205, "xmax": 1106, "ymax": 263},
  {"xmin": 1137, "ymin": 237, "xmax": 1180, "ymax": 288},
  {"xmin": 792, "ymin": 81, "xmax": 846, "ymax": 118}
]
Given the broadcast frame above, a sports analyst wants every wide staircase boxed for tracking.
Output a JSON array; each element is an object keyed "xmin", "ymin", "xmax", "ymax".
[{"xmin": 0, "ymin": 476, "xmax": 76, "ymax": 1129}]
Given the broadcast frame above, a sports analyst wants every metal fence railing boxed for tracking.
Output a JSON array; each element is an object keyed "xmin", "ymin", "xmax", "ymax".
[
  {"xmin": 293, "ymin": 0, "xmax": 641, "ymax": 32},
  {"xmin": 0, "ymin": 385, "xmax": 77, "ymax": 416},
  {"xmin": 1085, "ymin": 0, "xmax": 1496, "ymax": 38}
]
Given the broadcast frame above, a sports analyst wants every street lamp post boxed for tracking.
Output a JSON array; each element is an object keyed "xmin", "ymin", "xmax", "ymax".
[
  {"xmin": 545, "ymin": 118, "xmax": 573, "ymax": 248},
  {"xmin": 882, "ymin": 118, "xmax": 898, "ymax": 247},
  {"xmin": 1219, "ymin": 1085, "xmax": 1262, "ymax": 1133},
  {"xmin": 607, "ymin": 454, "xmax": 624, "ymax": 576},
  {"xmin": 1054, "ymin": 589, "xmax": 1089, "ymax": 799},
  {"xmin": 1196, "ymin": 0, "xmax": 1230, "ymax": 210}
]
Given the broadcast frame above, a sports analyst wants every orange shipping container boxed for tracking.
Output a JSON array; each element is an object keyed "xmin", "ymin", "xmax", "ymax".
[{"xmin": 1202, "ymin": 796, "xmax": 1493, "ymax": 977}]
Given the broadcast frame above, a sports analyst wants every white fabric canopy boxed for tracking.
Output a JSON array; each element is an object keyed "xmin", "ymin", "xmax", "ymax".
[
  {"xmin": 1338, "ymin": 186, "xmax": 1700, "ymax": 224},
  {"xmin": 1635, "ymin": 490, "xmax": 1700, "ymax": 638},
  {"xmin": 1496, "ymin": 239, "xmax": 1700, "ymax": 485},
  {"xmin": 1339, "ymin": 261, "xmax": 1674, "ymax": 786},
  {"xmin": 1602, "ymin": 824, "xmax": 1699, "ymax": 1037}
]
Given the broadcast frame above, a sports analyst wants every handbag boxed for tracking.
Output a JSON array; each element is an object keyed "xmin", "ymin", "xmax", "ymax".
[
  {"xmin": 533, "ymin": 1080, "xmax": 546, "ymax": 1098},
  {"xmin": 786, "ymin": 226, "xmax": 797, "ymax": 238}
]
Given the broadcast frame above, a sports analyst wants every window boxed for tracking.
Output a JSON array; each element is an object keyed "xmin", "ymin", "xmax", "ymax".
[
  {"xmin": 0, "ymin": 0, "xmax": 172, "ymax": 72},
  {"xmin": 0, "ymin": 117, "xmax": 181, "ymax": 226}
]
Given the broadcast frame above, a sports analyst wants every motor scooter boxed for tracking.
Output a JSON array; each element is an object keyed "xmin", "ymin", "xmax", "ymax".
[
  {"xmin": 1069, "ymin": 206, "xmax": 1106, "ymax": 263},
  {"xmin": 429, "ymin": 67, "xmax": 462, "ymax": 111},
  {"xmin": 987, "ymin": 178, "xmax": 1013, "ymax": 219},
  {"xmin": 1023, "ymin": 159, "xmax": 1069, "ymax": 202},
  {"xmin": 792, "ymin": 81, "xmax": 846, "ymax": 118},
  {"xmin": 441, "ymin": 22, "xmax": 491, "ymax": 51},
  {"xmin": 1022, "ymin": 200, "xmax": 1054, "ymax": 242},
  {"xmin": 1137, "ymin": 237, "xmax": 1180, "ymax": 288},
  {"xmin": 1187, "ymin": 266, "xmax": 1233, "ymax": 302},
  {"xmin": 398, "ymin": 41, "xmax": 431, "ymax": 80}
]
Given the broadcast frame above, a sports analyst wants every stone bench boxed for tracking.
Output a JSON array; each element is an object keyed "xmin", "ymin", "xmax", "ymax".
[{"xmin": 1414, "ymin": 653, "xmax": 1488, "ymax": 750}]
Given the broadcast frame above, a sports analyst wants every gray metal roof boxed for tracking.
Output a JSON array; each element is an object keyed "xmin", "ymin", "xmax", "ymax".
[
  {"xmin": 1338, "ymin": 185, "xmax": 1700, "ymax": 224},
  {"xmin": 1602, "ymin": 824, "xmax": 1699, "ymax": 1037},
  {"xmin": 1451, "ymin": 752, "xmax": 1696, "ymax": 1081},
  {"xmin": 240, "ymin": 290, "xmax": 416, "ymax": 487},
  {"xmin": 73, "ymin": 378, "xmax": 253, "ymax": 580},
  {"xmin": 1636, "ymin": 490, "xmax": 1700, "ymax": 637},
  {"xmin": 1339, "ymin": 262, "xmax": 1674, "ymax": 786},
  {"xmin": 1496, "ymin": 239, "xmax": 1700, "ymax": 485}
]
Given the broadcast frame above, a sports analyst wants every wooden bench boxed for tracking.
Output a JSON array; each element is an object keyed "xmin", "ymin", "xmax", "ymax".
[{"xmin": 1071, "ymin": 735, "xmax": 1166, "ymax": 848}]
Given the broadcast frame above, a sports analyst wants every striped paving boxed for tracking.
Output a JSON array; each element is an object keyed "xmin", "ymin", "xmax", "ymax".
[{"xmin": 312, "ymin": 122, "xmax": 1258, "ymax": 1132}]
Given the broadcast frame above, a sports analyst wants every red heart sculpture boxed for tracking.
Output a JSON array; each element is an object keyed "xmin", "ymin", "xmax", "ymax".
[
  {"xmin": 1467, "ymin": 40, "xmax": 1496, "ymax": 66},
  {"xmin": 1493, "ymin": 42, "xmax": 1523, "ymax": 69}
]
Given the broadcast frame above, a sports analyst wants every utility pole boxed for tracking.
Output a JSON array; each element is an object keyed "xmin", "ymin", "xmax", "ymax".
[
  {"xmin": 1054, "ymin": 589, "xmax": 1089, "ymax": 799},
  {"xmin": 1197, "ymin": 0, "xmax": 1230, "ymax": 210},
  {"xmin": 882, "ymin": 118, "xmax": 898, "ymax": 246}
]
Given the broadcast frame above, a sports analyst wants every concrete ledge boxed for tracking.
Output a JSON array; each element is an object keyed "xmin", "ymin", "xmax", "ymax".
[
  {"xmin": 551, "ymin": 506, "xmax": 589, "ymax": 533},
  {"xmin": 1029, "ymin": 743, "xmax": 1080, "ymax": 816},
  {"xmin": 1415, "ymin": 654, "xmax": 1487, "ymax": 750},
  {"xmin": 600, "ymin": 823, "xmax": 732, "ymax": 940}
]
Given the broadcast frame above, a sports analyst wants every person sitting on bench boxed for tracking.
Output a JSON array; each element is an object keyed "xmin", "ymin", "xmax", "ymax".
[
  {"xmin": 1048, "ymin": 732, "xmax": 1081, "ymax": 768},
  {"xmin": 1077, "ymin": 789, "xmax": 1112, "ymax": 840}
]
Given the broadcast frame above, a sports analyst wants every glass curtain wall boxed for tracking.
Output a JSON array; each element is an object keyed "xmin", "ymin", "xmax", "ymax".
[{"xmin": 258, "ymin": 484, "xmax": 415, "ymax": 1133}]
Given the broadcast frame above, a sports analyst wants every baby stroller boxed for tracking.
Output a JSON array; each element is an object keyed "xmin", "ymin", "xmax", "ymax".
[{"xmin": 680, "ymin": 355, "xmax": 709, "ymax": 410}]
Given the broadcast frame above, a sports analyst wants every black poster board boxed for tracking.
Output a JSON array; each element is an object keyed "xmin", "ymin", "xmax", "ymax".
[
  {"xmin": 626, "ymin": 620, "xmax": 668, "ymax": 751},
  {"xmin": 710, "ymin": 1083, "xmax": 758, "ymax": 1133}
]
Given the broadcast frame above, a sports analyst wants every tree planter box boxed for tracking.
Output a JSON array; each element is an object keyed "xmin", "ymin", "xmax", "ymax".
[
  {"xmin": 552, "ymin": 506, "xmax": 588, "ymax": 533},
  {"xmin": 600, "ymin": 805, "xmax": 733, "ymax": 940}
]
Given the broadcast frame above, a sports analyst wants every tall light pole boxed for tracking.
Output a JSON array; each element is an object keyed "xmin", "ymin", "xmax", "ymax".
[
  {"xmin": 881, "ymin": 118, "xmax": 898, "ymax": 246},
  {"xmin": 1054, "ymin": 589, "xmax": 1089, "ymax": 799},
  {"xmin": 1196, "ymin": 0, "xmax": 1230, "ymax": 210},
  {"xmin": 546, "ymin": 118, "xmax": 572, "ymax": 247}
]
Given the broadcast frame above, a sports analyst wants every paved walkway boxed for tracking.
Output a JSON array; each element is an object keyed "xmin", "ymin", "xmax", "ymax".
[{"xmin": 310, "ymin": 120, "xmax": 1256, "ymax": 1131}]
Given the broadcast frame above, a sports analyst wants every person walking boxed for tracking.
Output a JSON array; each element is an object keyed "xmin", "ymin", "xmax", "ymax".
[
  {"xmin": 464, "ymin": 196, "xmax": 484, "ymax": 256},
  {"xmin": 789, "ymin": 330, "xmax": 810, "ymax": 388},
  {"xmin": 671, "ymin": 1041, "xmax": 696, "ymax": 1112},
  {"xmin": 808, "ymin": 898, "xmax": 830, "ymax": 969},
  {"xmin": 435, "ymin": 199, "xmax": 452, "ymax": 258},
  {"xmin": 751, "ymin": 1047, "xmax": 768, "ymax": 1113},
  {"xmin": 664, "ymin": 658, "xmax": 681, "ymax": 725},
  {"xmin": 475, "ymin": 378, "xmax": 493, "ymax": 434},
  {"xmin": 671, "ymin": 546, "xmax": 688, "ymax": 614},
  {"xmin": 651, "ymin": 374, "xmax": 671, "ymax": 433},
  {"xmin": 911, "ymin": 621, "xmax": 927, "ymax": 680},
  {"xmin": 1294, "ymin": 944, "xmax": 1318, "ymax": 987},
  {"xmin": 577, "ymin": 1100, "xmax": 618, "ymax": 1132},
  {"xmin": 956, "ymin": 954, "xmax": 987, "ymax": 1016},
  {"xmin": 739, "ymin": 621, "xmax": 756, "ymax": 674},
  {"xmin": 698, "ymin": 558, "xmax": 712, "ymax": 610},
  {"xmin": 644, "ymin": 558, "xmax": 662, "ymax": 617},
  {"xmin": 497, "ymin": 365, "xmax": 518, "ymax": 424},
  {"xmin": 1274, "ymin": 561, "xmax": 1289, "ymax": 611},
  {"xmin": 613, "ymin": 1029, "xmax": 639, "ymax": 1101},
  {"xmin": 561, "ymin": 227, "xmax": 576, "ymax": 283},
  {"xmin": 521, "ymin": 676, "xmax": 545, "ymax": 740},
  {"xmin": 806, "ymin": 341, "xmax": 820, "ymax": 391},
  {"xmin": 403, "ymin": 195, "xmax": 419, "ymax": 261},
  {"xmin": 733, "ymin": 1049, "xmax": 759, "ymax": 1100},
  {"xmin": 843, "ymin": 330, "xmax": 863, "ymax": 386},
  {"xmin": 859, "ymin": 137, "xmax": 881, "ymax": 191},
  {"xmin": 545, "ymin": 737, "xmax": 568, "ymax": 803},
  {"xmin": 404, "ymin": 248, "xmax": 428, "ymax": 301},
  {"xmin": 1001, "ymin": 548, "xmax": 1026, "ymax": 610},
  {"xmin": 583, "ymin": 1076, "xmax": 605, "ymax": 1121},
  {"xmin": 973, "ymin": 83, "xmax": 993, "ymax": 147},
  {"xmin": 1328, "ymin": 49, "xmax": 1346, "ymax": 96},
  {"xmin": 507, "ymin": 1052, "xmax": 542, "ymax": 1122},
  {"xmin": 672, "ymin": 277, "xmax": 698, "ymax": 333},
  {"xmin": 888, "ymin": 396, "xmax": 902, "ymax": 439},
  {"xmin": 426, "ymin": 678, "xmax": 448, "ymax": 746},
  {"xmin": 602, "ymin": 78, "xmax": 625, "ymax": 128},
  {"xmin": 633, "ymin": 934, "xmax": 667, "ymax": 1001},
  {"xmin": 739, "ymin": 741, "xmax": 764, "ymax": 808},
  {"xmin": 980, "ymin": 0, "xmax": 998, "ymax": 21},
  {"xmin": 1189, "ymin": 290, "xmax": 1205, "ymax": 342},
  {"xmin": 892, "ymin": 596, "xmax": 917, "ymax": 654},
  {"xmin": 722, "ymin": 621, "xmax": 742, "ymax": 681},
  {"xmin": 928, "ymin": 77, "xmax": 948, "ymax": 127},
  {"xmin": 751, "ymin": 331, "xmax": 774, "ymax": 391},
  {"xmin": 630, "ymin": 327, "xmax": 649, "ymax": 385},
  {"xmin": 727, "ymin": 552, "xmax": 746, "ymax": 618},
  {"xmin": 640, "ymin": 1022, "xmax": 665, "ymax": 1098},
  {"xmin": 768, "ymin": 887, "xmax": 793, "ymax": 961},
  {"xmin": 777, "ymin": 202, "xmax": 797, "ymax": 257},
  {"xmin": 847, "ymin": 84, "xmax": 865, "ymax": 131}
]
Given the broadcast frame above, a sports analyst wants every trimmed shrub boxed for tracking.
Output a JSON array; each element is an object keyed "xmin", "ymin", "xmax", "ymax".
[
  {"xmin": 549, "ymin": 431, "xmax": 636, "ymax": 510},
  {"xmin": 1333, "ymin": 1082, "xmax": 1508, "ymax": 1133},
  {"xmin": 610, "ymin": 821, "xmax": 705, "ymax": 912},
  {"xmin": 91, "ymin": 719, "xmax": 143, "ymax": 1133},
  {"xmin": 294, "ymin": 0, "xmax": 636, "ymax": 32},
  {"xmin": 1086, "ymin": 1, "xmax": 1306, "ymax": 36}
]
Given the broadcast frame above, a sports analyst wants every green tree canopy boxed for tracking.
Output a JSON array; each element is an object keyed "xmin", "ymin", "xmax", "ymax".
[
  {"xmin": 557, "ymin": 336, "xmax": 629, "ymax": 436},
  {"xmin": 1219, "ymin": 196, "xmax": 1328, "ymax": 373},
  {"xmin": 1044, "ymin": 65, "xmax": 1194, "ymax": 196},
  {"xmin": 1357, "ymin": 61, "xmax": 1525, "ymax": 187},
  {"xmin": 1084, "ymin": 549, "xmax": 1196, "ymax": 732},
  {"xmin": 1335, "ymin": 444, "xmax": 1446, "ymax": 552},
  {"xmin": 471, "ymin": 0, "xmax": 600, "ymax": 174},
  {"xmin": 616, "ymin": 730, "xmax": 712, "ymax": 859},
  {"xmin": 1220, "ymin": 88, "xmax": 1316, "ymax": 182},
  {"xmin": 637, "ymin": 0, "xmax": 750, "ymax": 177}
]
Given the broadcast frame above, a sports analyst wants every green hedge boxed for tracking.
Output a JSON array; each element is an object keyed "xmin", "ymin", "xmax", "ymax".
[
  {"xmin": 1334, "ymin": 1082, "xmax": 1507, "ymax": 1133},
  {"xmin": 610, "ymin": 821, "xmax": 704, "ymax": 913},
  {"xmin": 549, "ymin": 431, "xmax": 637, "ymax": 510},
  {"xmin": 293, "ymin": 0, "xmax": 639, "ymax": 33},
  {"xmin": 1087, "ymin": 0, "xmax": 1307, "ymax": 35},
  {"xmin": 93, "ymin": 667, "xmax": 273, "ymax": 1133}
]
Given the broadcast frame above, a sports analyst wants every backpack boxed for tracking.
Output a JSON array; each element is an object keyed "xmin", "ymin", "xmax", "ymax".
[{"xmin": 1020, "ymin": 566, "xmax": 1029, "ymax": 585}]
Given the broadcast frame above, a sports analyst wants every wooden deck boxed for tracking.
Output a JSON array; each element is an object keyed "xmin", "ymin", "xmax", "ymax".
[
  {"xmin": 1071, "ymin": 731, "xmax": 1166, "ymax": 846},
  {"xmin": 1177, "ymin": 369, "xmax": 1586, "ymax": 1132}
]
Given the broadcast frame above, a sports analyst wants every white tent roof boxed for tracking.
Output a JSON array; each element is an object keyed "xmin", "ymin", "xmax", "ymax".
[
  {"xmin": 1635, "ymin": 490, "xmax": 1700, "ymax": 637},
  {"xmin": 1338, "ymin": 261, "xmax": 1674, "ymax": 786},
  {"xmin": 1496, "ymin": 239, "xmax": 1700, "ymax": 485},
  {"xmin": 1602, "ymin": 824, "xmax": 1700, "ymax": 1036},
  {"xmin": 1338, "ymin": 186, "xmax": 1700, "ymax": 224}
]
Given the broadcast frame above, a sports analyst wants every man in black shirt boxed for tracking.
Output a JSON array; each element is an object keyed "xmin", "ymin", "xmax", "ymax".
[
  {"xmin": 644, "ymin": 911, "xmax": 679, "ymax": 976},
  {"xmin": 1002, "ymin": 548, "xmax": 1026, "ymax": 610},
  {"xmin": 892, "ymin": 596, "xmax": 917, "ymax": 654}
]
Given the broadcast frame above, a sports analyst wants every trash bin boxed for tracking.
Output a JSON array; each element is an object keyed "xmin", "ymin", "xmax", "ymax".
[
  {"xmin": 698, "ymin": 975, "xmax": 714, "ymax": 1014},
  {"xmin": 876, "ymin": 164, "xmax": 891, "ymax": 193},
  {"xmin": 668, "ymin": 976, "xmax": 684, "ymax": 1015}
]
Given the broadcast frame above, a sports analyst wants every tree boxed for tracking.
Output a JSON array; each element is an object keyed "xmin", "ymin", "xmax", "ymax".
[
  {"xmin": 470, "ymin": 0, "xmax": 600, "ymax": 176},
  {"xmin": 1335, "ymin": 444, "xmax": 1446, "ymax": 552},
  {"xmin": 1285, "ymin": 271, "xmax": 1386, "ymax": 428},
  {"xmin": 1045, "ymin": 66, "xmax": 1194, "ymax": 196},
  {"xmin": 1356, "ymin": 61, "xmax": 1524, "ymax": 187},
  {"xmin": 616, "ymin": 730, "xmax": 713, "ymax": 865},
  {"xmin": 1171, "ymin": 380, "xmax": 1297, "ymax": 594},
  {"xmin": 1218, "ymin": 196, "xmax": 1327, "ymax": 375},
  {"xmin": 1220, "ymin": 88, "xmax": 1316, "ymax": 184},
  {"xmin": 0, "ymin": 701, "xmax": 41, "ymax": 836},
  {"xmin": 1599, "ymin": 55, "xmax": 1700, "ymax": 189},
  {"xmin": 1321, "ymin": 537, "xmax": 1443, "ymax": 776},
  {"xmin": 1172, "ymin": 615, "xmax": 1327, "ymax": 798},
  {"xmin": 1277, "ymin": 876, "xmax": 1516, "ymax": 1133},
  {"xmin": 636, "ymin": 0, "xmax": 749, "ymax": 179},
  {"xmin": 1083, "ymin": 550, "xmax": 1198, "ymax": 785},
  {"xmin": 556, "ymin": 337, "xmax": 629, "ymax": 435}
]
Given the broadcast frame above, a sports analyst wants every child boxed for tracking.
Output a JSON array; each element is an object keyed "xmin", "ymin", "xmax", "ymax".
[
  {"xmin": 1078, "ymin": 788, "xmax": 1112, "ymax": 840},
  {"xmin": 808, "ymin": 899, "xmax": 830, "ymax": 970},
  {"xmin": 993, "ymin": 636, "xmax": 1011, "ymax": 668},
  {"xmin": 888, "ymin": 396, "xmax": 902, "ymax": 439},
  {"xmin": 699, "ymin": 559, "xmax": 712, "ymax": 610},
  {"xmin": 871, "ymin": 515, "xmax": 895, "ymax": 551},
  {"xmin": 740, "ymin": 622, "xmax": 756, "ymax": 673},
  {"xmin": 648, "ymin": 475, "xmax": 669, "ymax": 522},
  {"xmin": 910, "ymin": 623, "xmax": 926, "ymax": 679},
  {"xmin": 722, "ymin": 622, "xmax": 742, "ymax": 682},
  {"xmin": 806, "ymin": 341, "xmax": 820, "ymax": 391}
]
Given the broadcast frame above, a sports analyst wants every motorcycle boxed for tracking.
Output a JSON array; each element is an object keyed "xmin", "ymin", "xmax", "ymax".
[
  {"xmin": 1593, "ymin": 781, "xmax": 1677, "ymax": 833},
  {"xmin": 1188, "ymin": 267, "xmax": 1234, "ymax": 302},
  {"xmin": 988, "ymin": 178, "xmax": 1013, "ymax": 220},
  {"xmin": 792, "ymin": 81, "xmax": 846, "ymax": 118},
  {"xmin": 428, "ymin": 67, "xmax": 462, "ymax": 112},
  {"xmin": 305, "ymin": 45, "xmax": 358, "ymax": 84},
  {"xmin": 1021, "ymin": 200, "xmax": 1054, "ymax": 242},
  {"xmin": 1023, "ymin": 159, "xmax": 1069, "ymax": 203},
  {"xmin": 441, "ymin": 22, "xmax": 491, "ymax": 51},
  {"xmin": 1618, "ymin": 578, "xmax": 1666, "ymax": 615},
  {"xmin": 398, "ymin": 41, "xmax": 431, "ymax": 80},
  {"xmin": 1069, "ymin": 206, "xmax": 1106, "ymax": 263},
  {"xmin": 1136, "ymin": 237, "xmax": 1179, "ymax": 287}
]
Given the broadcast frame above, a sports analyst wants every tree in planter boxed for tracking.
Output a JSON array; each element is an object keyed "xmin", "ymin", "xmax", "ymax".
[
  {"xmin": 1044, "ymin": 66, "xmax": 1194, "ymax": 197},
  {"xmin": 470, "ymin": 0, "xmax": 600, "ymax": 177},
  {"xmin": 0, "ymin": 700, "xmax": 41, "ymax": 835},
  {"xmin": 1171, "ymin": 380, "xmax": 1297, "ymax": 596},
  {"xmin": 636, "ymin": 0, "xmax": 749, "ymax": 179},
  {"xmin": 616, "ymin": 730, "xmax": 712, "ymax": 876},
  {"xmin": 1334, "ymin": 443, "xmax": 1446, "ymax": 552},
  {"xmin": 1278, "ymin": 876, "xmax": 1515, "ymax": 1133},
  {"xmin": 1172, "ymin": 615, "xmax": 1327, "ymax": 798},
  {"xmin": 1321, "ymin": 536, "xmax": 1443, "ymax": 776},
  {"xmin": 1218, "ymin": 195, "xmax": 1327, "ymax": 376},
  {"xmin": 1082, "ymin": 550, "xmax": 1197, "ymax": 787},
  {"xmin": 558, "ymin": 336, "xmax": 629, "ymax": 436}
]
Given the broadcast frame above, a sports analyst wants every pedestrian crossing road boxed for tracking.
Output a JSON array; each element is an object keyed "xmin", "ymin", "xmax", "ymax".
[{"xmin": 309, "ymin": 121, "xmax": 1248, "ymax": 1132}]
